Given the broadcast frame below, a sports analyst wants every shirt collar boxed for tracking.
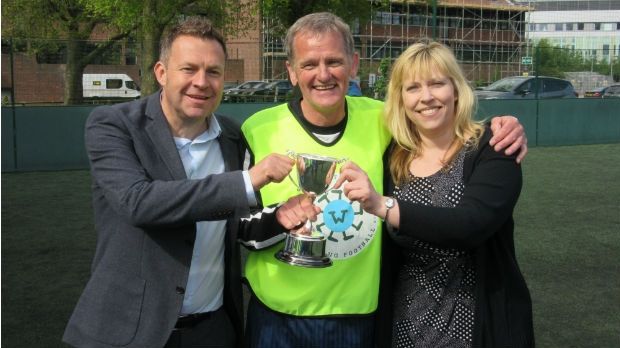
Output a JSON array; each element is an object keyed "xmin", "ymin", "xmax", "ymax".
[{"xmin": 174, "ymin": 114, "xmax": 222, "ymax": 148}]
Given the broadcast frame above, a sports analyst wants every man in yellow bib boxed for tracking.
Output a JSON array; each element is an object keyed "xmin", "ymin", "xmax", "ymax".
[{"xmin": 240, "ymin": 12, "xmax": 528, "ymax": 348}]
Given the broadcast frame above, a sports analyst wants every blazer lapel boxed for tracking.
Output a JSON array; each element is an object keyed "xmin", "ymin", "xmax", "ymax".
[
  {"xmin": 214, "ymin": 115, "xmax": 240, "ymax": 172},
  {"xmin": 144, "ymin": 93, "xmax": 187, "ymax": 180}
]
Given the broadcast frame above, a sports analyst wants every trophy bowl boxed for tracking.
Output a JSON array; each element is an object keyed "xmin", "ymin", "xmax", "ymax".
[{"xmin": 275, "ymin": 152, "xmax": 345, "ymax": 268}]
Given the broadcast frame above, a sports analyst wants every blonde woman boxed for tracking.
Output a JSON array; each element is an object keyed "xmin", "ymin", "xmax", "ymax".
[{"xmin": 335, "ymin": 42, "xmax": 534, "ymax": 347}]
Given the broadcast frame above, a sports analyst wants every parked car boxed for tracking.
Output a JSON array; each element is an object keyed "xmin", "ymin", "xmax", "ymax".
[
  {"xmin": 475, "ymin": 76, "xmax": 577, "ymax": 99},
  {"xmin": 223, "ymin": 80, "xmax": 266, "ymax": 102},
  {"xmin": 245, "ymin": 79, "xmax": 293, "ymax": 102},
  {"xmin": 602, "ymin": 84, "xmax": 620, "ymax": 98},
  {"xmin": 223, "ymin": 81, "xmax": 239, "ymax": 91},
  {"xmin": 584, "ymin": 84, "xmax": 620, "ymax": 98},
  {"xmin": 584, "ymin": 86, "xmax": 608, "ymax": 98}
]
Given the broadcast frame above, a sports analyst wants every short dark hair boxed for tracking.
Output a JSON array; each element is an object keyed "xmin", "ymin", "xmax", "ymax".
[{"xmin": 159, "ymin": 16, "xmax": 227, "ymax": 63}]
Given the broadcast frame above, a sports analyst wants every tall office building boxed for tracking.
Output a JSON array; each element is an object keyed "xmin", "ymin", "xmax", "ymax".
[{"xmin": 517, "ymin": 0, "xmax": 620, "ymax": 62}]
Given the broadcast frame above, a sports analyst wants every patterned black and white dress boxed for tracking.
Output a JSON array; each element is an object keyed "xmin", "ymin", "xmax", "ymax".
[{"xmin": 391, "ymin": 148, "xmax": 476, "ymax": 348}]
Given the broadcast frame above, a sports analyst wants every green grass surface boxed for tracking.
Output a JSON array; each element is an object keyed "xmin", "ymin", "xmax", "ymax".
[
  {"xmin": 2, "ymin": 144, "xmax": 620, "ymax": 347},
  {"xmin": 514, "ymin": 143, "xmax": 620, "ymax": 347}
]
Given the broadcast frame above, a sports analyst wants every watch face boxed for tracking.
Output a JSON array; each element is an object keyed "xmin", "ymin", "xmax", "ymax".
[{"xmin": 386, "ymin": 198, "xmax": 395, "ymax": 208}]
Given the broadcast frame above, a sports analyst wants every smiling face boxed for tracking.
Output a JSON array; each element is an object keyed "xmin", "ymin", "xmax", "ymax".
[
  {"xmin": 286, "ymin": 31, "xmax": 358, "ymax": 126},
  {"xmin": 401, "ymin": 71, "xmax": 457, "ymax": 138},
  {"xmin": 154, "ymin": 35, "xmax": 225, "ymax": 136}
]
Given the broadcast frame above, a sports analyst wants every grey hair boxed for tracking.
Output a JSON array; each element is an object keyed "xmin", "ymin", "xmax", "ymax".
[{"xmin": 284, "ymin": 12, "xmax": 355, "ymax": 63}]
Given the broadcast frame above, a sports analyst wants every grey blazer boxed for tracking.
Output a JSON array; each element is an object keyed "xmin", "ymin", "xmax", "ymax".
[{"xmin": 63, "ymin": 93, "xmax": 274, "ymax": 348}]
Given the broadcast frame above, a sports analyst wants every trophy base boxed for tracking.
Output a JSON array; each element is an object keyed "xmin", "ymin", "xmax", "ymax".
[
  {"xmin": 275, "ymin": 233, "xmax": 333, "ymax": 268},
  {"xmin": 275, "ymin": 250, "xmax": 333, "ymax": 268}
]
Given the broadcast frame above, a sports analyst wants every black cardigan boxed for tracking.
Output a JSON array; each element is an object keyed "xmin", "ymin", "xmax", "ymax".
[{"xmin": 376, "ymin": 127, "xmax": 534, "ymax": 347}]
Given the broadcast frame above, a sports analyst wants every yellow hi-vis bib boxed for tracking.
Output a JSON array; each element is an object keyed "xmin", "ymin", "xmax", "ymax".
[{"xmin": 241, "ymin": 96, "xmax": 391, "ymax": 316}]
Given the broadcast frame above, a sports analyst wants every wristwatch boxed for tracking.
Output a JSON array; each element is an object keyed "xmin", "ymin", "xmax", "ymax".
[{"xmin": 384, "ymin": 197, "xmax": 395, "ymax": 221}]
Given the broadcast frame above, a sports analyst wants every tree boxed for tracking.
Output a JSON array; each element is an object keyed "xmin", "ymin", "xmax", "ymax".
[
  {"xmin": 2, "ymin": 0, "xmax": 133, "ymax": 105},
  {"xmin": 2, "ymin": 0, "xmax": 259, "ymax": 103},
  {"xmin": 84, "ymin": 0, "xmax": 259, "ymax": 95},
  {"xmin": 373, "ymin": 57, "xmax": 391, "ymax": 99},
  {"xmin": 534, "ymin": 39, "xmax": 585, "ymax": 78}
]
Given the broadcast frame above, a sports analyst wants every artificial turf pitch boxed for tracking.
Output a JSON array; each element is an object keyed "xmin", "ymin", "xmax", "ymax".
[{"xmin": 2, "ymin": 143, "xmax": 619, "ymax": 347}]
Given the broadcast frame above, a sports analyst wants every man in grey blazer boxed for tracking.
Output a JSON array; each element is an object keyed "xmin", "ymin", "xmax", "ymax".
[{"xmin": 63, "ymin": 17, "xmax": 314, "ymax": 348}]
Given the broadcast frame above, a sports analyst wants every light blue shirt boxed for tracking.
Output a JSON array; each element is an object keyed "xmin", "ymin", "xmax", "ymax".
[{"xmin": 174, "ymin": 115, "xmax": 255, "ymax": 315}]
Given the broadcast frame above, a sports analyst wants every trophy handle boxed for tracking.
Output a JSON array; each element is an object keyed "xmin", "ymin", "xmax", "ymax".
[{"xmin": 286, "ymin": 150, "xmax": 301, "ymax": 191}]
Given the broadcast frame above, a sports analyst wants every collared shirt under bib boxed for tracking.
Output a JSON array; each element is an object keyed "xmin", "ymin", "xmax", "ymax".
[{"xmin": 174, "ymin": 115, "xmax": 255, "ymax": 315}]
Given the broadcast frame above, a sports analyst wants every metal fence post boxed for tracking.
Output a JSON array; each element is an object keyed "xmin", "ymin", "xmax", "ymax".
[
  {"xmin": 10, "ymin": 37, "xmax": 18, "ymax": 170},
  {"xmin": 432, "ymin": 0, "xmax": 437, "ymax": 41},
  {"xmin": 534, "ymin": 45, "xmax": 540, "ymax": 146}
]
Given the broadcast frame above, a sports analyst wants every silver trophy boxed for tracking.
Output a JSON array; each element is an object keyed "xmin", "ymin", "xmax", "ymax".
[{"xmin": 275, "ymin": 151, "xmax": 345, "ymax": 268}]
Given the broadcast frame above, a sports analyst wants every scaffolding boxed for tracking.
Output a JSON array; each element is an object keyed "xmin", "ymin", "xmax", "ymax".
[
  {"xmin": 357, "ymin": 0, "xmax": 531, "ymax": 87},
  {"xmin": 261, "ymin": 0, "xmax": 531, "ymax": 88}
]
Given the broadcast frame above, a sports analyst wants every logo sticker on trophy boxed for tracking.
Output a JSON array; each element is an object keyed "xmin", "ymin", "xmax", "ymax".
[{"xmin": 275, "ymin": 151, "xmax": 347, "ymax": 268}]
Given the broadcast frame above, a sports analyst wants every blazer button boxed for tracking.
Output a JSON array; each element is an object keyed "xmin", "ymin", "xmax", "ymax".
[{"xmin": 176, "ymin": 286, "xmax": 185, "ymax": 295}]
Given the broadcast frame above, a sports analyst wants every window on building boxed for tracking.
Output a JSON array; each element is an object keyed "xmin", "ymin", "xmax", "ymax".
[
  {"xmin": 555, "ymin": 23, "xmax": 563, "ymax": 31},
  {"xmin": 372, "ymin": 12, "xmax": 385, "ymax": 24},
  {"xmin": 603, "ymin": 44, "xmax": 609, "ymax": 56},
  {"xmin": 578, "ymin": 23, "xmax": 585, "ymax": 30},
  {"xmin": 408, "ymin": 14, "xmax": 428, "ymax": 26},
  {"xmin": 464, "ymin": 18, "xmax": 477, "ymax": 29},
  {"xmin": 601, "ymin": 23, "xmax": 613, "ymax": 31},
  {"xmin": 381, "ymin": 12, "xmax": 391, "ymax": 25},
  {"xmin": 387, "ymin": 12, "xmax": 400, "ymax": 25},
  {"xmin": 35, "ymin": 45, "xmax": 67, "ymax": 64},
  {"xmin": 595, "ymin": 23, "xmax": 601, "ymax": 30}
]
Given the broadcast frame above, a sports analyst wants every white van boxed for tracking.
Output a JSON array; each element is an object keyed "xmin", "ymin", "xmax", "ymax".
[{"xmin": 82, "ymin": 73, "xmax": 141, "ymax": 99}]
